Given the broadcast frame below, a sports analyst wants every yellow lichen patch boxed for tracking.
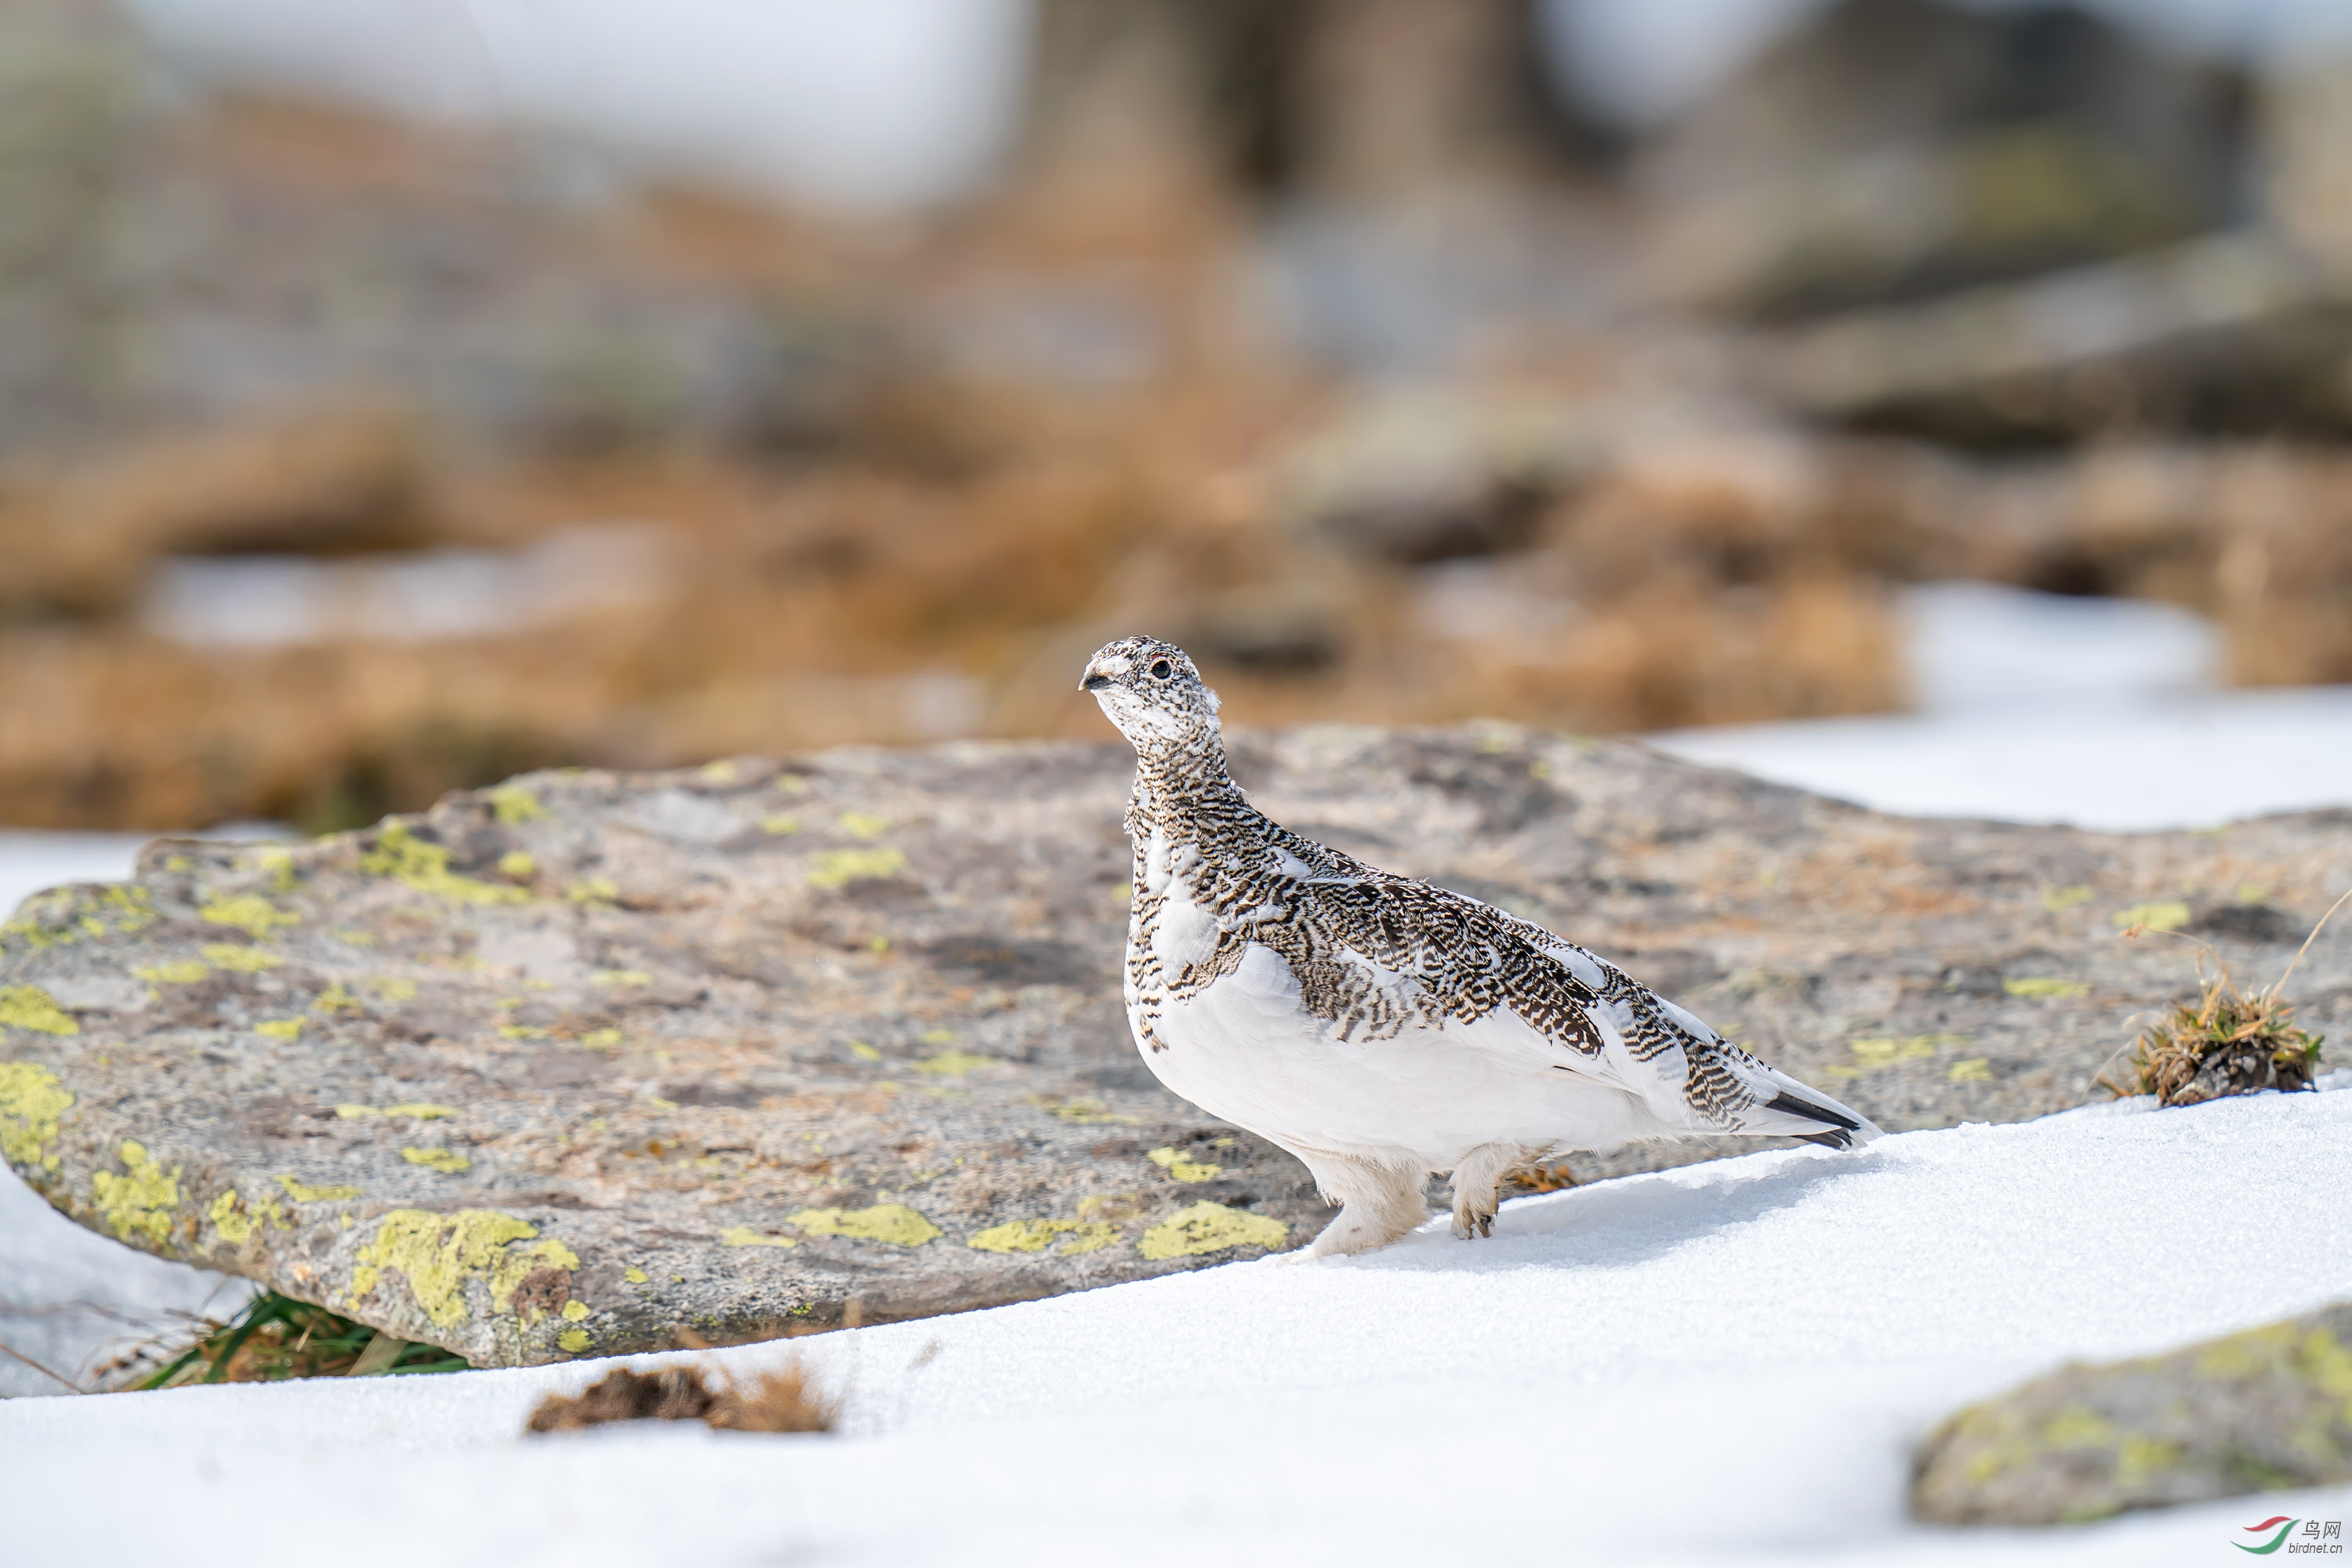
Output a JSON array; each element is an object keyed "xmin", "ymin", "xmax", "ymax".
[
  {"xmin": 1822, "ymin": 1035, "xmax": 1969, "ymax": 1078},
  {"xmin": 498, "ymin": 851, "xmax": 538, "ymax": 881},
  {"xmin": 277, "ymin": 1174, "xmax": 363, "ymax": 1203},
  {"xmin": 760, "ymin": 814, "xmax": 800, "ymax": 836},
  {"xmin": 361, "ymin": 822, "xmax": 528, "ymax": 906},
  {"xmin": 838, "ymin": 811, "xmax": 890, "ymax": 840},
  {"xmin": 2111, "ymin": 901, "xmax": 2191, "ymax": 934},
  {"xmin": 347, "ymin": 1209, "xmax": 579, "ymax": 1328},
  {"xmin": 720, "ymin": 1226, "xmax": 796, "ymax": 1248},
  {"xmin": 1947, "ymin": 1058, "xmax": 1994, "ymax": 1083},
  {"xmin": 561, "ymin": 1300, "xmax": 590, "ymax": 1322},
  {"xmin": 253, "ymin": 845, "xmax": 298, "ymax": 891},
  {"xmin": 255, "ymin": 1018, "xmax": 303, "ymax": 1040},
  {"xmin": 2005, "ymin": 977, "xmax": 2088, "ymax": 1000},
  {"xmin": 591, "ymin": 970, "xmax": 652, "ymax": 987},
  {"xmin": 579, "ymin": 1029, "xmax": 622, "ymax": 1051},
  {"xmin": 0, "ymin": 984, "xmax": 78, "ymax": 1038},
  {"xmin": 489, "ymin": 786, "xmax": 546, "ymax": 826},
  {"xmin": 1147, "ymin": 1146, "xmax": 1223, "ymax": 1182},
  {"xmin": 344, "ymin": 1103, "xmax": 457, "ymax": 1120},
  {"xmin": 2038, "ymin": 1407, "xmax": 2118, "ymax": 1448},
  {"xmin": 557, "ymin": 1329, "xmax": 592, "ymax": 1353},
  {"xmin": 567, "ymin": 877, "xmax": 619, "ymax": 905},
  {"xmin": 788, "ymin": 1203, "xmax": 941, "ymax": 1247},
  {"xmin": 916, "ymin": 1051, "xmax": 996, "ymax": 1077},
  {"xmin": 848, "ymin": 1040, "xmax": 882, "ymax": 1062},
  {"xmin": 92, "ymin": 1140, "xmax": 180, "ymax": 1245},
  {"xmin": 134, "ymin": 960, "xmax": 210, "ymax": 985},
  {"xmin": 2114, "ymin": 1435, "xmax": 2181, "ymax": 1483},
  {"xmin": 1044, "ymin": 1098, "xmax": 1142, "ymax": 1125},
  {"xmin": 209, "ymin": 1189, "xmax": 286, "ymax": 1246},
  {"xmin": 201, "ymin": 944, "xmax": 285, "ymax": 973},
  {"xmin": 499, "ymin": 1025, "xmax": 550, "ymax": 1040},
  {"xmin": 2300, "ymin": 1327, "xmax": 2352, "ymax": 1400},
  {"xmin": 1138, "ymin": 1202, "xmax": 1287, "ymax": 1261},
  {"xmin": 201, "ymin": 895, "xmax": 299, "ymax": 938},
  {"xmin": 312, "ymin": 982, "xmax": 361, "ymax": 1013},
  {"xmin": 209, "ymin": 1189, "xmax": 252, "ymax": 1244},
  {"xmin": 967, "ymin": 1218, "xmax": 1122, "ymax": 1255},
  {"xmin": 806, "ymin": 848, "xmax": 908, "ymax": 890},
  {"xmin": 367, "ymin": 976, "xmax": 418, "ymax": 1002},
  {"xmin": 625, "ymin": 1266, "xmax": 649, "ymax": 1283},
  {"xmin": 401, "ymin": 1147, "xmax": 471, "ymax": 1174},
  {"xmin": 920, "ymin": 1028, "xmax": 956, "ymax": 1045},
  {"xmin": 2041, "ymin": 884, "xmax": 2095, "ymax": 913},
  {"xmin": 332, "ymin": 929, "xmax": 376, "ymax": 946},
  {"xmin": 0, "ymin": 1062, "xmax": 73, "ymax": 1169}
]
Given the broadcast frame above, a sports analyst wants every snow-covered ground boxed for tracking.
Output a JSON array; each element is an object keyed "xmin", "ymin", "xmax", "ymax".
[
  {"xmin": 1657, "ymin": 582, "xmax": 2352, "ymax": 831},
  {"xmin": 4, "ymin": 582, "xmax": 2349, "ymax": 1562},
  {"xmin": 3, "ymin": 1088, "xmax": 2348, "ymax": 1566}
]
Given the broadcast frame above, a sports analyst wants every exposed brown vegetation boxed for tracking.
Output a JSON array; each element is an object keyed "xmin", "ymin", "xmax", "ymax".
[
  {"xmin": 2113, "ymin": 963, "xmax": 2323, "ymax": 1105},
  {"xmin": 526, "ymin": 1362, "xmax": 834, "ymax": 1436},
  {"xmin": 6, "ymin": 24, "xmax": 2352, "ymax": 833},
  {"xmin": 2103, "ymin": 891, "xmax": 2344, "ymax": 1106}
]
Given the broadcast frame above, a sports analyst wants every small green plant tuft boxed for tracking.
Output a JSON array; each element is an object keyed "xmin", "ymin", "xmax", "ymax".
[
  {"xmin": 2102, "ymin": 889, "xmax": 2344, "ymax": 1107},
  {"xmin": 131, "ymin": 1291, "xmax": 468, "ymax": 1390}
]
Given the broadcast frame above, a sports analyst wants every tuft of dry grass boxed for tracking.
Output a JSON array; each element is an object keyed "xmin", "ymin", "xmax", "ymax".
[
  {"xmin": 2102, "ymin": 890, "xmax": 2343, "ymax": 1107},
  {"xmin": 526, "ymin": 1362, "xmax": 833, "ymax": 1436},
  {"xmin": 1504, "ymin": 1160, "xmax": 1580, "ymax": 1194}
]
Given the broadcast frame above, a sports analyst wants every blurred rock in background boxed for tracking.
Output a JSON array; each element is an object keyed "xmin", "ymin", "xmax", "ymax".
[{"xmin": 2, "ymin": 0, "xmax": 2348, "ymax": 833}]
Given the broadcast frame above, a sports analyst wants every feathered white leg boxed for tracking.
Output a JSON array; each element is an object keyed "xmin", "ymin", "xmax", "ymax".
[
  {"xmin": 1299, "ymin": 1152, "xmax": 1429, "ymax": 1258},
  {"xmin": 1446, "ymin": 1142, "xmax": 1530, "ymax": 1240}
]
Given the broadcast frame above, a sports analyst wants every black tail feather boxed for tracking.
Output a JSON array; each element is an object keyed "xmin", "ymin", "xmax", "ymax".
[
  {"xmin": 1765, "ymin": 1090, "xmax": 1861, "ymax": 1133},
  {"xmin": 1791, "ymin": 1127, "xmax": 1856, "ymax": 1149}
]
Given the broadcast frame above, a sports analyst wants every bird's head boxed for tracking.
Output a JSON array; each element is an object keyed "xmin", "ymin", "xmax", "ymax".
[{"xmin": 1079, "ymin": 636, "xmax": 1221, "ymax": 757}]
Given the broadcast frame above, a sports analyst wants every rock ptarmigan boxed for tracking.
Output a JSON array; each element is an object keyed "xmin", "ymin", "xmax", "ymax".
[{"xmin": 1081, "ymin": 634, "xmax": 1881, "ymax": 1258}]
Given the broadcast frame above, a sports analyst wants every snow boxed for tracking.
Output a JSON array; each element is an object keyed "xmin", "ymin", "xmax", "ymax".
[
  {"xmin": 1656, "ymin": 584, "xmax": 2352, "ymax": 831},
  {"xmin": 2, "ymin": 1088, "xmax": 2348, "ymax": 1565},
  {"xmin": 1653, "ymin": 686, "xmax": 2352, "ymax": 831}
]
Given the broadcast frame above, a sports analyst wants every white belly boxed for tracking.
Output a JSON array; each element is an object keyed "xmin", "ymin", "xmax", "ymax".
[{"xmin": 1131, "ymin": 939, "xmax": 1662, "ymax": 1167}]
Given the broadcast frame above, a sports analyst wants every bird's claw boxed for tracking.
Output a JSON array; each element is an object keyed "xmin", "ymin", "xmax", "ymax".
[{"xmin": 1451, "ymin": 1210, "xmax": 1494, "ymax": 1240}]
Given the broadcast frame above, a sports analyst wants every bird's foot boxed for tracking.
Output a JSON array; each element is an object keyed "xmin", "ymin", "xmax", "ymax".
[{"xmin": 1450, "ymin": 1205, "xmax": 1495, "ymax": 1241}]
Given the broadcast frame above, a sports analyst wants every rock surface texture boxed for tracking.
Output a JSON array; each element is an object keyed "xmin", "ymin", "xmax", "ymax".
[
  {"xmin": 2, "ymin": 728, "xmax": 2347, "ymax": 1367},
  {"xmin": 1913, "ymin": 1300, "xmax": 2352, "ymax": 1525}
]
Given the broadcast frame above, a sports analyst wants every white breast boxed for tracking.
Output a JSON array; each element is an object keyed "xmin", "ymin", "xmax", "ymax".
[
  {"xmin": 1133, "ymin": 939, "xmax": 1664, "ymax": 1166},
  {"xmin": 1150, "ymin": 880, "xmax": 1221, "ymax": 978}
]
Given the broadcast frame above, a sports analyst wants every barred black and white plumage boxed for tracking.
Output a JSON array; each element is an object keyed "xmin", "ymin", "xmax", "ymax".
[{"xmin": 1082, "ymin": 634, "xmax": 1881, "ymax": 1258}]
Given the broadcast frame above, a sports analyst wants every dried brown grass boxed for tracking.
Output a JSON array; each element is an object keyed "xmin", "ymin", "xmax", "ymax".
[
  {"xmin": 526, "ymin": 1361, "xmax": 834, "ymax": 1436},
  {"xmin": 2101, "ymin": 890, "xmax": 2345, "ymax": 1106}
]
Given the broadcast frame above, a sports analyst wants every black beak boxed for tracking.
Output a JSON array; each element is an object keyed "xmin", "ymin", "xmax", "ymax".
[{"xmin": 1080, "ymin": 672, "xmax": 1112, "ymax": 691}]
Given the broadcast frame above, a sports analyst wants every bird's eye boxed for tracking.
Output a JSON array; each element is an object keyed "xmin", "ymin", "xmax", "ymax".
[{"xmin": 1149, "ymin": 659, "xmax": 1172, "ymax": 680}]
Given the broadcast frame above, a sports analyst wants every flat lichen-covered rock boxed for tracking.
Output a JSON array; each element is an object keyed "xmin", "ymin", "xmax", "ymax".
[
  {"xmin": 2, "ymin": 728, "xmax": 2347, "ymax": 1367},
  {"xmin": 1912, "ymin": 1301, "xmax": 2352, "ymax": 1526}
]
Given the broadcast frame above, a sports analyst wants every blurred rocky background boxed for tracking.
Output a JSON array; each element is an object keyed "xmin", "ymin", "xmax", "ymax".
[{"xmin": 4, "ymin": 0, "xmax": 2351, "ymax": 832}]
